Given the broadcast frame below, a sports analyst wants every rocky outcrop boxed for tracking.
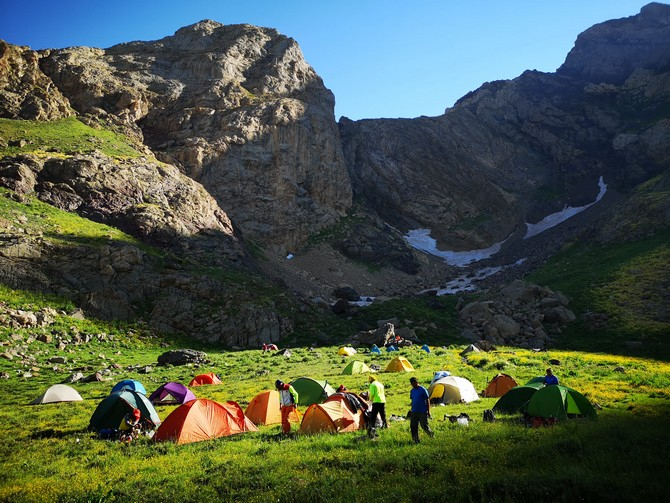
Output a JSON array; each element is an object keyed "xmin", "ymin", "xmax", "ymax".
[
  {"xmin": 558, "ymin": 2, "xmax": 670, "ymax": 84},
  {"xmin": 37, "ymin": 20, "xmax": 352, "ymax": 253},
  {"xmin": 0, "ymin": 153, "xmax": 244, "ymax": 262},
  {"xmin": 0, "ymin": 41, "xmax": 72, "ymax": 120},
  {"xmin": 458, "ymin": 280, "xmax": 575, "ymax": 349}
]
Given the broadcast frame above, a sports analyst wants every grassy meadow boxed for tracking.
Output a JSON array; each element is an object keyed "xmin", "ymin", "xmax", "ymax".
[{"xmin": 0, "ymin": 318, "xmax": 668, "ymax": 502}]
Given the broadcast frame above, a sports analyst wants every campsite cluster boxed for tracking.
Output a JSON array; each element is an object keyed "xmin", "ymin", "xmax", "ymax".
[{"xmin": 28, "ymin": 344, "xmax": 598, "ymax": 446}]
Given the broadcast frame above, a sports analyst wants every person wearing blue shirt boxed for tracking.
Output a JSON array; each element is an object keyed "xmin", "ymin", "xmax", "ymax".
[
  {"xmin": 544, "ymin": 368, "xmax": 559, "ymax": 386},
  {"xmin": 409, "ymin": 377, "xmax": 434, "ymax": 444}
]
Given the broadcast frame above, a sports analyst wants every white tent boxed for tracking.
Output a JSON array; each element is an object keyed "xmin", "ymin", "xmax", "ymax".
[
  {"xmin": 30, "ymin": 384, "xmax": 83, "ymax": 405},
  {"xmin": 427, "ymin": 376, "xmax": 479, "ymax": 404}
]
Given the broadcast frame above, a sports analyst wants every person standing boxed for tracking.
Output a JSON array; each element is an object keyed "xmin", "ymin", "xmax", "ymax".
[
  {"xmin": 409, "ymin": 377, "xmax": 434, "ymax": 444},
  {"xmin": 544, "ymin": 368, "xmax": 559, "ymax": 386},
  {"xmin": 368, "ymin": 375, "xmax": 387, "ymax": 434},
  {"xmin": 275, "ymin": 379, "xmax": 299, "ymax": 435}
]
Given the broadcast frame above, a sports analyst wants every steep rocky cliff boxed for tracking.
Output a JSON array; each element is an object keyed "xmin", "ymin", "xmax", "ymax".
[
  {"xmin": 38, "ymin": 20, "xmax": 352, "ymax": 254},
  {"xmin": 339, "ymin": 3, "xmax": 670, "ymax": 251}
]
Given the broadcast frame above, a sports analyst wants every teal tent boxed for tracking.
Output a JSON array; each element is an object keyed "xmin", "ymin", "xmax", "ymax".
[
  {"xmin": 341, "ymin": 361, "xmax": 372, "ymax": 375},
  {"xmin": 111, "ymin": 379, "xmax": 147, "ymax": 395},
  {"xmin": 289, "ymin": 377, "xmax": 335, "ymax": 406},
  {"xmin": 492, "ymin": 383, "xmax": 544, "ymax": 414},
  {"xmin": 89, "ymin": 389, "xmax": 161, "ymax": 431},
  {"xmin": 526, "ymin": 385, "xmax": 597, "ymax": 420}
]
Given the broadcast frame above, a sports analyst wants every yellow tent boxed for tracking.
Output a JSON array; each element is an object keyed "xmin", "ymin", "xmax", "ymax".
[
  {"xmin": 338, "ymin": 347, "xmax": 357, "ymax": 356},
  {"xmin": 384, "ymin": 356, "xmax": 414, "ymax": 372}
]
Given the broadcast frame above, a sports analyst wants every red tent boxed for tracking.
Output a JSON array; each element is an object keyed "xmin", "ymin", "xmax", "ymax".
[
  {"xmin": 154, "ymin": 398, "xmax": 257, "ymax": 445},
  {"xmin": 188, "ymin": 372, "xmax": 222, "ymax": 386}
]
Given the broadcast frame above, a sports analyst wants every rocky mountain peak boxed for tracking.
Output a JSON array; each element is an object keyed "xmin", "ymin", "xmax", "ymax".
[{"xmin": 558, "ymin": 2, "xmax": 670, "ymax": 84}]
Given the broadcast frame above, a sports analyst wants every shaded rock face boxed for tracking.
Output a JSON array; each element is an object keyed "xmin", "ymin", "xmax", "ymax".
[
  {"xmin": 339, "ymin": 3, "xmax": 670, "ymax": 251},
  {"xmin": 0, "ymin": 41, "xmax": 72, "ymax": 120},
  {"xmin": 38, "ymin": 20, "xmax": 352, "ymax": 253}
]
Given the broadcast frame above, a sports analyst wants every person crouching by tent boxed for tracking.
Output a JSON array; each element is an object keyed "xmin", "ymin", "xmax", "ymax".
[
  {"xmin": 409, "ymin": 377, "xmax": 434, "ymax": 444},
  {"xmin": 275, "ymin": 380, "xmax": 299, "ymax": 435},
  {"xmin": 544, "ymin": 368, "xmax": 559, "ymax": 386},
  {"xmin": 368, "ymin": 375, "xmax": 388, "ymax": 436},
  {"xmin": 118, "ymin": 408, "xmax": 141, "ymax": 442}
]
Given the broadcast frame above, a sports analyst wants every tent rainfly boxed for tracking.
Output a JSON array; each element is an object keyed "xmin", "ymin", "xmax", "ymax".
[
  {"xmin": 30, "ymin": 384, "xmax": 83, "ymax": 405},
  {"xmin": 299, "ymin": 394, "xmax": 365, "ymax": 434},
  {"xmin": 483, "ymin": 374, "xmax": 518, "ymax": 398},
  {"xmin": 155, "ymin": 399, "xmax": 257, "ymax": 444},
  {"xmin": 384, "ymin": 356, "xmax": 414, "ymax": 372},
  {"xmin": 111, "ymin": 379, "xmax": 147, "ymax": 395},
  {"xmin": 492, "ymin": 383, "xmax": 544, "ymax": 414},
  {"xmin": 526, "ymin": 385, "xmax": 597, "ymax": 420},
  {"xmin": 338, "ymin": 347, "xmax": 357, "ymax": 356},
  {"xmin": 370, "ymin": 345, "xmax": 382, "ymax": 354},
  {"xmin": 245, "ymin": 390, "xmax": 300, "ymax": 426},
  {"xmin": 189, "ymin": 372, "xmax": 222, "ymax": 386},
  {"xmin": 427, "ymin": 376, "xmax": 479, "ymax": 404},
  {"xmin": 89, "ymin": 389, "xmax": 161, "ymax": 432},
  {"xmin": 341, "ymin": 361, "xmax": 372, "ymax": 375},
  {"xmin": 290, "ymin": 377, "xmax": 335, "ymax": 406},
  {"xmin": 149, "ymin": 382, "xmax": 196, "ymax": 405}
]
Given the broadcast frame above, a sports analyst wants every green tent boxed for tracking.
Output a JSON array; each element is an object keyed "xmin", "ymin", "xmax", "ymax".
[
  {"xmin": 526, "ymin": 385, "xmax": 597, "ymax": 420},
  {"xmin": 341, "ymin": 361, "xmax": 371, "ymax": 375},
  {"xmin": 289, "ymin": 377, "xmax": 335, "ymax": 406},
  {"xmin": 492, "ymin": 382, "xmax": 544, "ymax": 414},
  {"xmin": 525, "ymin": 376, "xmax": 545, "ymax": 386},
  {"xmin": 89, "ymin": 389, "xmax": 161, "ymax": 431}
]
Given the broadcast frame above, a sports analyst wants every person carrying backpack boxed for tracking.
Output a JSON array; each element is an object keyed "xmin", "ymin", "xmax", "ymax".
[{"xmin": 275, "ymin": 379, "xmax": 299, "ymax": 435}]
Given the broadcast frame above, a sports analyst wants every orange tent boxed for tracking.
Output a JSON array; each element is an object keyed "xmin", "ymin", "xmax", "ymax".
[
  {"xmin": 188, "ymin": 372, "xmax": 222, "ymax": 386},
  {"xmin": 245, "ymin": 390, "xmax": 300, "ymax": 426},
  {"xmin": 483, "ymin": 374, "xmax": 518, "ymax": 398},
  {"xmin": 154, "ymin": 398, "xmax": 257, "ymax": 444},
  {"xmin": 299, "ymin": 394, "xmax": 365, "ymax": 434}
]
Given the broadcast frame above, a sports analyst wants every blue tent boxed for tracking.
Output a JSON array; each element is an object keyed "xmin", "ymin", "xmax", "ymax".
[
  {"xmin": 89, "ymin": 389, "xmax": 160, "ymax": 431},
  {"xmin": 421, "ymin": 344, "xmax": 431, "ymax": 353},
  {"xmin": 386, "ymin": 345, "xmax": 398, "ymax": 352},
  {"xmin": 111, "ymin": 379, "xmax": 147, "ymax": 395},
  {"xmin": 370, "ymin": 345, "xmax": 381, "ymax": 354}
]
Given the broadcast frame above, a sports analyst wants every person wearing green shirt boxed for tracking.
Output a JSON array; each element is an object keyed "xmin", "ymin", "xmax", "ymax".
[{"xmin": 368, "ymin": 375, "xmax": 387, "ymax": 435}]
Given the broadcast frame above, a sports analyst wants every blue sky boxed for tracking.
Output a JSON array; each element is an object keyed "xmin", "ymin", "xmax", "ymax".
[{"xmin": 0, "ymin": 0, "xmax": 656, "ymax": 120}]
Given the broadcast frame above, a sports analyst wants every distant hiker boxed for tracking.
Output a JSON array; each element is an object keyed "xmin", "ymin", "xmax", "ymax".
[
  {"xmin": 544, "ymin": 368, "xmax": 559, "ymax": 386},
  {"xmin": 118, "ymin": 408, "xmax": 141, "ymax": 442},
  {"xmin": 275, "ymin": 379, "xmax": 299, "ymax": 434},
  {"xmin": 367, "ymin": 375, "xmax": 387, "ymax": 435},
  {"xmin": 262, "ymin": 343, "xmax": 268, "ymax": 352},
  {"xmin": 409, "ymin": 377, "xmax": 434, "ymax": 444},
  {"xmin": 337, "ymin": 384, "xmax": 348, "ymax": 393}
]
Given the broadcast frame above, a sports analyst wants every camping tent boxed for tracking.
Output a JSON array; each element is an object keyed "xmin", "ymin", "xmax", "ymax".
[
  {"xmin": 89, "ymin": 389, "xmax": 161, "ymax": 431},
  {"xmin": 430, "ymin": 370, "xmax": 451, "ymax": 384},
  {"xmin": 245, "ymin": 390, "xmax": 300, "ymax": 426},
  {"xmin": 427, "ymin": 376, "xmax": 479, "ymax": 404},
  {"xmin": 338, "ymin": 347, "xmax": 357, "ymax": 356},
  {"xmin": 154, "ymin": 399, "xmax": 258, "ymax": 445},
  {"xmin": 188, "ymin": 372, "xmax": 222, "ymax": 386},
  {"xmin": 420, "ymin": 344, "xmax": 431, "ymax": 353},
  {"xmin": 111, "ymin": 379, "xmax": 147, "ymax": 395},
  {"xmin": 384, "ymin": 356, "xmax": 414, "ymax": 372},
  {"xmin": 460, "ymin": 344, "xmax": 481, "ymax": 356},
  {"xmin": 526, "ymin": 385, "xmax": 597, "ymax": 420},
  {"xmin": 370, "ymin": 345, "xmax": 381, "ymax": 354},
  {"xmin": 492, "ymin": 383, "xmax": 544, "ymax": 414},
  {"xmin": 341, "ymin": 361, "xmax": 372, "ymax": 375},
  {"xmin": 30, "ymin": 384, "xmax": 83, "ymax": 405},
  {"xmin": 386, "ymin": 345, "xmax": 398, "ymax": 352},
  {"xmin": 290, "ymin": 377, "xmax": 335, "ymax": 406},
  {"xmin": 525, "ymin": 376, "xmax": 545, "ymax": 386},
  {"xmin": 149, "ymin": 382, "xmax": 196, "ymax": 405},
  {"xmin": 483, "ymin": 374, "xmax": 519, "ymax": 398},
  {"xmin": 299, "ymin": 394, "xmax": 365, "ymax": 434}
]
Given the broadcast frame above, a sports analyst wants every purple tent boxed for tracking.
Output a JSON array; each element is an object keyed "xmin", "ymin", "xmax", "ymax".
[{"xmin": 149, "ymin": 382, "xmax": 196, "ymax": 405}]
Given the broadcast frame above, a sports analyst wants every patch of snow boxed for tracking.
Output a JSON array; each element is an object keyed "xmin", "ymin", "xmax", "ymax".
[
  {"xmin": 405, "ymin": 229, "xmax": 507, "ymax": 267},
  {"xmin": 350, "ymin": 296, "xmax": 375, "ymax": 307},
  {"xmin": 524, "ymin": 176, "xmax": 607, "ymax": 239},
  {"xmin": 421, "ymin": 258, "xmax": 527, "ymax": 296}
]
